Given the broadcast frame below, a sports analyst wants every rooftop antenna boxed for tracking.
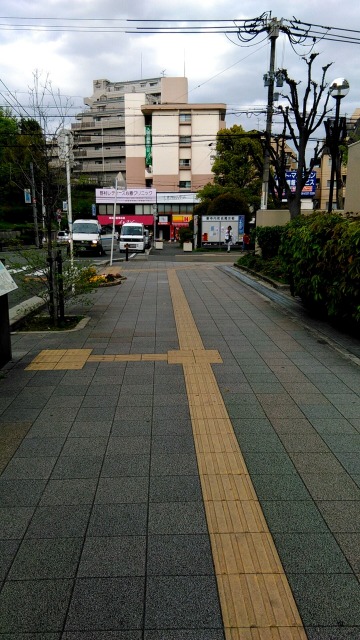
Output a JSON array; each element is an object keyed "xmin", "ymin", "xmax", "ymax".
[{"xmin": 161, "ymin": 69, "xmax": 166, "ymax": 77}]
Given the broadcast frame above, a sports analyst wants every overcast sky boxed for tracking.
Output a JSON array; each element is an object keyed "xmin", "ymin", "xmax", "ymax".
[{"xmin": 1, "ymin": 1, "xmax": 359, "ymax": 144}]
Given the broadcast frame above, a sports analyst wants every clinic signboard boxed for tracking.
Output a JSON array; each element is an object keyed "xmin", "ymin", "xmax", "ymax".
[{"xmin": 96, "ymin": 188, "xmax": 156, "ymax": 204}]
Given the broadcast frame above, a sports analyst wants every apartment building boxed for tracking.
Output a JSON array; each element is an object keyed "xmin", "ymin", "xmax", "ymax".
[
  {"xmin": 71, "ymin": 76, "xmax": 226, "ymax": 194},
  {"xmin": 71, "ymin": 76, "xmax": 164, "ymax": 186}
]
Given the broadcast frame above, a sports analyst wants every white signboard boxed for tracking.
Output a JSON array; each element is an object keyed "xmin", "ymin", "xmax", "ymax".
[
  {"xmin": 156, "ymin": 192, "xmax": 199, "ymax": 204},
  {"xmin": 0, "ymin": 262, "xmax": 18, "ymax": 296},
  {"xmin": 96, "ymin": 188, "xmax": 156, "ymax": 204}
]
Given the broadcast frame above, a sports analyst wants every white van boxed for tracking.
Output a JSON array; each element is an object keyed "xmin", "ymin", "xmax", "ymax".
[
  {"xmin": 119, "ymin": 223, "xmax": 146, "ymax": 253},
  {"xmin": 72, "ymin": 219, "xmax": 104, "ymax": 256}
]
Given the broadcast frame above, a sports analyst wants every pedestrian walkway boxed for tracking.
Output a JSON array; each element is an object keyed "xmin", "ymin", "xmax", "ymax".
[{"xmin": 0, "ymin": 259, "xmax": 359, "ymax": 639}]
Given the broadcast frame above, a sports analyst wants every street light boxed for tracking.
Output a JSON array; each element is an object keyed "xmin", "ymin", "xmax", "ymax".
[
  {"xmin": 327, "ymin": 78, "xmax": 350, "ymax": 213},
  {"xmin": 110, "ymin": 171, "xmax": 126, "ymax": 266}
]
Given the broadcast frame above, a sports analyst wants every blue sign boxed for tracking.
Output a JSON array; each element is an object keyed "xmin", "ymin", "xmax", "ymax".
[
  {"xmin": 285, "ymin": 171, "xmax": 316, "ymax": 197},
  {"xmin": 92, "ymin": 204, "xmax": 97, "ymax": 217},
  {"xmin": 238, "ymin": 215, "xmax": 245, "ymax": 235}
]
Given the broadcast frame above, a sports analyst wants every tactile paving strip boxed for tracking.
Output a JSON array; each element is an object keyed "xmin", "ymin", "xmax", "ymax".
[{"xmin": 167, "ymin": 268, "xmax": 306, "ymax": 640}]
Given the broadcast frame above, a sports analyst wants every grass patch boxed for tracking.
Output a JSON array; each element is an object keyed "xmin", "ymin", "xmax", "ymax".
[{"xmin": 236, "ymin": 253, "xmax": 290, "ymax": 285}]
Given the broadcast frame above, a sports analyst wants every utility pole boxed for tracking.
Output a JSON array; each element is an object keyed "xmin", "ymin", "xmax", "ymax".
[
  {"xmin": 30, "ymin": 162, "xmax": 40, "ymax": 247},
  {"xmin": 260, "ymin": 18, "xmax": 281, "ymax": 210}
]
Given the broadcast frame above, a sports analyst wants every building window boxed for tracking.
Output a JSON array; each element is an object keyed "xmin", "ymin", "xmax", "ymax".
[
  {"xmin": 180, "ymin": 136, "xmax": 191, "ymax": 145},
  {"xmin": 179, "ymin": 159, "xmax": 191, "ymax": 168},
  {"xmin": 179, "ymin": 181, "xmax": 191, "ymax": 189},
  {"xmin": 180, "ymin": 113, "xmax": 191, "ymax": 123},
  {"xmin": 95, "ymin": 160, "xmax": 103, "ymax": 165}
]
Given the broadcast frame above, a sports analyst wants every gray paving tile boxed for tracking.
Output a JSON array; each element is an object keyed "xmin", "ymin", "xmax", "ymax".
[
  {"xmin": 149, "ymin": 475, "xmax": 202, "ymax": 502},
  {"xmin": 0, "ymin": 479, "xmax": 47, "ymax": 506},
  {"xmin": 251, "ymin": 474, "xmax": 310, "ymax": 501},
  {"xmin": 0, "ymin": 579, "xmax": 73, "ymax": 633},
  {"xmin": 8, "ymin": 538, "xmax": 82, "ymax": 579},
  {"xmin": 61, "ymin": 437, "xmax": 108, "ymax": 457},
  {"xmin": 63, "ymin": 633, "xmax": 141, "ymax": 640},
  {"xmin": 301, "ymin": 473, "xmax": 360, "ymax": 500},
  {"xmin": 78, "ymin": 535, "xmax": 146, "ymax": 577},
  {"xmin": 233, "ymin": 429, "xmax": 284, "ymax": 453},
  {"xmin": 148, "ymin": 502, "xmax": 207, "ymax": 535},
  {"xmin": 95, "ymin": 477, "xmax": 148, "ymax": 503},
  {"xmin": 147, "ymin": 534, "xmax": 213, "ymax": 575},
  {"xmin": 308, "ymin": 418, "xmax": 358, "ymax": 435},
  {"xmin": 241, "ymin": 452, "xmax": 297, "ymax": 475},
  {"xmin": 67, "ymin": 421, "xmax": 112, "ymax": 437},
  {"xmin": 144, "ymin": 632, "xmax": 225, "ymax": 640},
  {"xmin": 114, "ymin": 406, "xmax": 153, "ymax": 421},
  {"xmin": 334, "ymin": 452, "xmax": 360, "ymax": 475},
  {"xmin": 25, "ymin": 505, "xmax": 91, "ymax": 538},
  {"xmin": 150, "ymin": 453, "xmax": 199, "ymax": 476},
  {"xmin": 289, "ymin": 573, "xmax": 360, "ymax": 627},
  {"xmin": 268, "ymin": 418, "xmax": 315, "ymax": 435},
  {"xmin": 261, "ymin": 500, "xmax": 328, "ymax": 532},
  {"xmin": 106, "ymin": 436, "xmax": 151, "ymax": 456},
  {"xmin": 110, "ymin": 419, "xmax": 152, "ymax": 437},
  {"xmin": 0, "ymin": 539, "xmax": 20, "ymax": 580},
  {"xmin": 0, "ymin": 507, "xmax": 35, "ymax": 539},
  {"xmin": 305, "ymin": 628, "xmax": 360, "ymax": 640},
  {"xmin": 317, "ymin": 501, "xmax": 360, "ymax": 532},
  {"xmin": 321, "ymin": 433, "xmax": 360, "ymax": 452},
  {"xmin": 101, "ymin": 454, "xmax": 150, "ymax": 477},
  {"xmin": 87, "ymin": 504, "xmax": 147, "ymax": 536},
  {"xmin": 51, "ymin": 456, "xmax": 103, "ymax": 479},
  {"xmin": 145, "ymin": 575, "xmax": 223, "ymax": 629},
  {"xmin": 65, "ymin": 577, "xmax": 144, "ymax": 631},
  {"xmin": 335, "ymin": 533, "xmax": 360, "ymax": 574},
  {"xmin": 0, "ymin": 633, "xmax": 61, "ymax": 639},
  {"xmin": 273, "ymin": 532, "xmax": 352, "ymax": 573},
  {"xmin": 289, "ymin": 452, "xmax": 345, "ymax": 474},
  {"xmin": 151, "ymin": 417, "xmax": 192, "ymax": 435},
  {"xmin": 153, "ymin": 405, "xmax": 190, "ymax": 421},
  {"xmin": 39, "ymin": 479, "xmax": 98, "ymax": 505},
  {"xmin": 151, "ymin": 435, "xmax": 195, "ymax": 455},
  {"xmin": 12, "ymin": 437, "xmax": 65, "ymax": 458}
]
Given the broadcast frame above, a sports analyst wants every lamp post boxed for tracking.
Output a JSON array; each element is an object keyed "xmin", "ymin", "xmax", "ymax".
[
  {"xmin": 327, "ymin": 78, "xmax": 350, "ymax": 213},
  {"xmin": 110, "ymin": 171, "xmax": 126, "ymax": 266}
]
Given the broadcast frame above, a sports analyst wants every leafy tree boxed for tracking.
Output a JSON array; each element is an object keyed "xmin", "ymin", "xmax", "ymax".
[{"xmin": 211, "ymin": 124, "xmax": 262, "ymax": 209}]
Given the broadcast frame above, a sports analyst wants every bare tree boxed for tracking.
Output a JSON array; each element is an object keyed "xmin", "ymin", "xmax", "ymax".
[{"xmin": 267, "ymin": 54, "xmax": 333, "ymax": 218}]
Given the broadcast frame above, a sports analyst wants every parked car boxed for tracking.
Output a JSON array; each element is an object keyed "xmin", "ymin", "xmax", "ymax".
[{"xmin": 57, "ymin": 230, "xmax": 69, "ymax": 244}]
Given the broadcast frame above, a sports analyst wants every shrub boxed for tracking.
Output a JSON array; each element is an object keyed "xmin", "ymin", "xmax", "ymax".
[
  {"xmin": 279, "ymin": 212, "xmax": 360, "ymax": 326},
  {"xmin": 253, "ymin": 225, "xmax": 285, "ymax": 259}
]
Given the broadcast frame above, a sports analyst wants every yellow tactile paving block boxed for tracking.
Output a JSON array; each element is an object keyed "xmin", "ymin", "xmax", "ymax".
[
  {"xmin": 142, "ymin": 354, "xmax": 168, "ymax": 361},
  {"xmin": 201, "ymin": 475, "xmax": 257, "ymax": 502},
  {"xmin": 167, "ymin": 267, "xmax": 306, "ymax": 639},
  {"xmin": 196, "ymin": 451, "xmax": 247, "ymax": 476},
  {"xmin": 218, "ymin": 573, "xmax": 304, "ymax": 628},
  {"xmin": 205, "ymin": 500, "xmax": 268, "ymax": 534},
  {"xmin": 211, "ymin": 533, "xmax": 284, "ymax": 575},
  {"xmin": 226, "ymin": 628, "xmax": 307, "ymax": 640},
  {"xmin": 26, "ymin": 349, "xmax": 91, "ymax": 370}
]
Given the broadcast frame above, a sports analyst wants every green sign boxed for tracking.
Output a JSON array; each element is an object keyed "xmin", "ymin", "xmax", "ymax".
[{"xmin": 145, "ymin": 125, "xmax": 152, "ymax": 166}]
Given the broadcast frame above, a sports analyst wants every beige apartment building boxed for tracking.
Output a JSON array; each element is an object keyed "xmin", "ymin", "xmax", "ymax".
[
  {"xmin": 71, "ymin": 76, "xmax": 164, "ymax": 186},
  {"xmin": 71, "ymin": 76, "xmax": 226, "ymax": 193}
]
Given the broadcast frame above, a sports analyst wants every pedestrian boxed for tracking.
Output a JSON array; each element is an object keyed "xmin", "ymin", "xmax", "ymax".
[
  {"xmin": 242, "ymin": 232, "xmax": 250, "ymax": 251},
  {"xmin": 225, "ymin": 225, "xmax": 233, "ymax": 252}
]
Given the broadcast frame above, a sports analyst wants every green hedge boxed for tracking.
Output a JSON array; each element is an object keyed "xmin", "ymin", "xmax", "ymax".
[
  {"xmin": 279, "ymin": 212, "xmax": 360, "ymax": 327},
  {"xmin": 253, "ymin": 225, "xmax": 285, "ymax": 259}
]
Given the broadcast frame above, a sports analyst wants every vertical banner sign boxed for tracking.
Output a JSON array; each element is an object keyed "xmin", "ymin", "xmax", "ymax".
[
  {"xmin": 238, "ymin": 215, "xmax": 245, "ymax": 236},
  {"xmin": 145, "ymin": 125, "xmax": 152, "ymax": 166},
  {"xmin": 24, "ymin": 189, "xmax": 31, "ymax": 204}
]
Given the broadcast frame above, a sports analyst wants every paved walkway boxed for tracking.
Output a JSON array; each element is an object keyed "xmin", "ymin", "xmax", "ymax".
[{"xmin": 0, "ymin": 256, "xmax": 359, "ymax": 639}]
